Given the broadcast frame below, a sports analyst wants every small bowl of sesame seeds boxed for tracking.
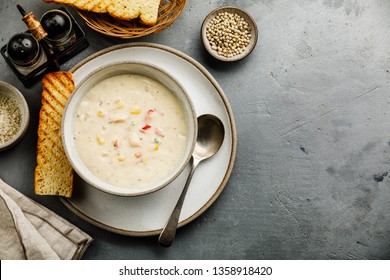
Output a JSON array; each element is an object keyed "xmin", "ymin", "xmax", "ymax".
[
  {"xmin": 0, "ymin": 81, "xmax": 29, "ymax": 151},
  {"xmin": 201, "ymin": 6, "xmax": 258, "ymax": 62}
]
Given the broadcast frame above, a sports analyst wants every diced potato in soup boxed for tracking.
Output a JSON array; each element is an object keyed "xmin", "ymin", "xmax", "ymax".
[{"xmin": 73, "ymin": 74, "xmax": 188, "ymax": 188}]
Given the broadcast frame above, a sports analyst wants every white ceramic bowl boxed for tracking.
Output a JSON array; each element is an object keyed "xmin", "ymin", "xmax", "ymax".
[
  {"xmin": 0, "ymin": 81, "xmax": 29, "ymax": 152},
  {"xmin": 62, "ymin": 61, "xmax": 197, "ymax": 196}
]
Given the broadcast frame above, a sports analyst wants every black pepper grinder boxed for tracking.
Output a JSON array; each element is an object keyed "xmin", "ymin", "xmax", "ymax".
[{"xmin": 40, "ymin": 9, "xmax": 76, "ymax": 52}]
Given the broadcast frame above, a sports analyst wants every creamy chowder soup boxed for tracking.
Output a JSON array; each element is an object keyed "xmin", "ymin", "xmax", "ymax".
[{"xmin": 73, "ymin": 74, "xmax": 188, "ymax": 188}]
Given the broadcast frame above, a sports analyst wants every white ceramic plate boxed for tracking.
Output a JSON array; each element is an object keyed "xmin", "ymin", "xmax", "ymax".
[{"xmin": 61, "ymin": 43, "xmax": 237, "ymax": 236}]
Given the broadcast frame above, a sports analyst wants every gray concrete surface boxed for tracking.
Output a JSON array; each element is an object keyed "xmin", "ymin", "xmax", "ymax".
[{"xmin": 1, "ymin": 0, "xmax": 390, "ymax": 259}]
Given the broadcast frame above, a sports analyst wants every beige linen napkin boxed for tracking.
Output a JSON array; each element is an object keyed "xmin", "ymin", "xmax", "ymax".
[{"xmin": 0, "ymin": 178, "xmax": 92, "ymax": 260}]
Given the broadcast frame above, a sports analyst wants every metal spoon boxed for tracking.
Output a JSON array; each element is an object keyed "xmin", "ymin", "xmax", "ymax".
[{"xmin": 158, "ymin": 114, "xmax": 225, "ymax": 247}]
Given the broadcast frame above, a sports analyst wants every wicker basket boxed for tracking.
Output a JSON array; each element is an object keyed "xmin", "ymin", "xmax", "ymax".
[{"xmin": 77, "ymin": 0, "xmax": 186, "ymax": 39}]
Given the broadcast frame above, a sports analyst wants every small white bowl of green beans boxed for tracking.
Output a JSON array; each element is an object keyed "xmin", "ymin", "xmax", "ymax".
[
  {"xmin": 0, "ymin": 81, "xmax": 29, "ymax": 151},
  {"xmin": 201, "ymin": 6, "xmax": 258, "ymax": 62}
]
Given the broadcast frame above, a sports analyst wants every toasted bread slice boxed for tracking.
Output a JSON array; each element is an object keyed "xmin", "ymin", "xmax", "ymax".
[
  {"xmin": 43, "ymin": 0, "xmax": 75, "ymax": 5},
  {"xmin": 91, "ymin": 0, "xmax": 112, "ymax": 13},
  {"xmin": 107, "ymin": 0, "xmax": 160, "ymax": 25},
  {"xmin": 34, "ymin": 72, "xmax": 74, "ymax": 198},
  {"xmin": 43, "ymin": 0, "xmax": 160, "ymax": 26},
  {"xmin": 74, "ymin": 0, "xmax": 96, "ymax": 11},
  {"xmin": 139, "ymin": 0, "xmax": 161, "ymax": 26},
  {"xmin": 44, "ymin": 0, "xmax": 97, "ymax": 11}
]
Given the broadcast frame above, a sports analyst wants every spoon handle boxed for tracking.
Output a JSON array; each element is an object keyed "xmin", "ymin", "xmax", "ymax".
[{"xmin": 158, "ymin": 156, "xmax": 201, "ymax": 247}]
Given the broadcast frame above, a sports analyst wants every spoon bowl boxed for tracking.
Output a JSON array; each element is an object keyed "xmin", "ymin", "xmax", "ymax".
[
  {"xmin": 193, "ymin": 114, "xmax": 225, "ymax": 161},
  {"xmin": 158, "ymin": 114, "xmax": 225, "ymax": 247}
]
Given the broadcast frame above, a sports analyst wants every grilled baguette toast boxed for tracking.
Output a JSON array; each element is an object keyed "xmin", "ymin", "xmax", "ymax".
[
  {"xmin": 34, "ymin": 72, "xmax": 74, "ymax": 198},
  {"xmin": 43, "ymin": 0, "xmax": 160, "ymax": 26}
]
